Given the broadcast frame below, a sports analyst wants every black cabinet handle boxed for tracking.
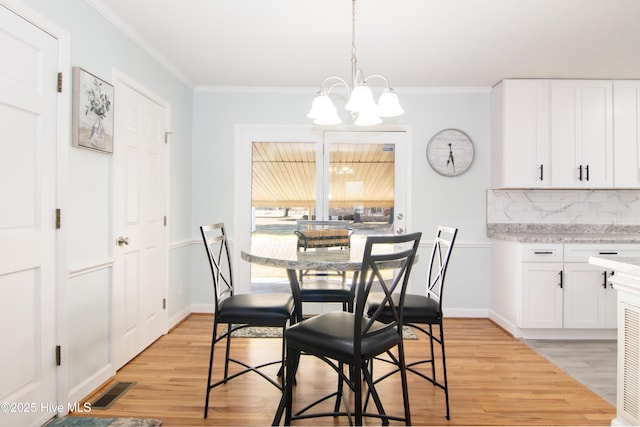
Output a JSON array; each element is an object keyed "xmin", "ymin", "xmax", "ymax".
[
  {"xmin": 534, "ymin": 251, "xmax": 553, "ymax": 255},
  {"xmin": 585, "ymin": 164, "xmax": 590, "ymax": 181},
  {"xmin": 539, "ymin": 164, "xmax": 544, "ymax": 181},
  {"xmin": 599, "ymin": 252, "xmax": 618, "ymax": 255},
  {"xmin": 558, "ymin": 270, "xmax": 563, "ymax": 289},
  {"xmin": 602, "ymin": 271, "xmax": 607, "ymax": 289},
  {"xmin": 578, "ymin": 165, "xmax": 583, "ymax": 181}
]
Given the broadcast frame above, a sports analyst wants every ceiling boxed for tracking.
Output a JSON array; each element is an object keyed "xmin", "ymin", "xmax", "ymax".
[{"xmin": 90, "ymin": 0, "xmax": 640, "ymax": 89}]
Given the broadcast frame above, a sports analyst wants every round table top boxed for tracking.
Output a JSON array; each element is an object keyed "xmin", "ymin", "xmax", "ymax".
[
  {"xmin": 242, "ymin": 238, "xmax": 415, "ymax": 271},
  {"xmin": 241, "ymin": 246, "xmax": 364, "ymax": 271}
]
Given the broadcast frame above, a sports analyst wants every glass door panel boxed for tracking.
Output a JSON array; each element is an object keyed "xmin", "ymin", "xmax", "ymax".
[
  {"xmin": 248, "ymin": 131, "xmax": 408, "ymax": 293},
  {"xmin": 250, "ymin": 141, "xmax": 317, "ymax": 292}
]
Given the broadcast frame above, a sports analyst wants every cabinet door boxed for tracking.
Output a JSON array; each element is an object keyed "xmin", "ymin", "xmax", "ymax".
[
  {"xmin": 520, "ymin": 262, "xmax": 563, "ymax": 328},
  {"xmin": 564, "ymin": 263, "xmax": 608, "ymax": 328},
  {"xmin": 614, "ymin": 80, "xmax": 640, "ymax": 188},
  {"xmin": 501, "ymin": 80, "xmax": 551, "ymax": 188},
  {"xmin": 550, "ymin": 80, "xmax": 613, "ymax": 188}
]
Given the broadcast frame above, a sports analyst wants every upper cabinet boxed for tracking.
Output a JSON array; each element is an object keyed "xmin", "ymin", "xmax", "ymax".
[
  {"xmin": 550, "ymin": 80, "xmax": 613, "ymax": 188},
  {"xmin": 491, "ymin": 79, "xmax": 550, "ymax": 188},
  {"xmin": 614, "ymin": 80, "xmax": 640, "ymax": 187},
  {"xmin": 492, "ymin": 79, "xmax": 632, "ymax": 189}
]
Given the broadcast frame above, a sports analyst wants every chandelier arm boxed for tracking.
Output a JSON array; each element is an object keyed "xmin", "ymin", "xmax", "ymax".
[
  {"xmin": 320, "ymin": 76, "xmax": 351, "ymax": 95},
  {"xmin": 361, "ymin": 74, "xmax": 392, "ymax": 89}
]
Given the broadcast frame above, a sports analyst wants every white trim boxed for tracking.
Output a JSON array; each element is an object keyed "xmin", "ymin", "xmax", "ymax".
[
  {"xmin": 170, "ymin": 239, "xmax": 197, "ymax": 250},
  {"xmin": 68, "ymin": 259, "xmax": 114, "ymax": 278},
  {"xmin": 191, "ymin": 304, "xmax": 216, "ymax": 314},
  {"xmin": 85, "ymin": 0, "xmax": 193, "ymax": 89},
  {"xmin": 168, "ymin": 306, "xmax": 192, "ymax": 330},
  {"xmin": 194, "ymin": 85, "xmax": 492, "ymax": 95},
  {"xmin": 444, "ymin": 308, "xmax": 490, "ymax": 318},
  {"xmin": 67, "ymin": 364, "xmax": 113, "ymax": 408}
]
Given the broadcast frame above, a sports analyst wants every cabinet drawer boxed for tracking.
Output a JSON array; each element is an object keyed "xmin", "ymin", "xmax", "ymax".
[
  {"xmin": 521, "ymin": 244, "xmax": 563, "ymax": 262},
  {"xmin": 564, "ymin": 244, "xmax": 640, "ymax": 263}
]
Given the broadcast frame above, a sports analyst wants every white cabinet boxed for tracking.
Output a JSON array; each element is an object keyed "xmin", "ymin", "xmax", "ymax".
[
  {"xmin": 491, "ymin": 79, "xmax": 615, "ymax": 188},
  {"xmin": 614, "ymin": 80, "xmax": 640, "ymax": 188},
  {"xmin": 563, "ymin": 263, "xmax": 613, "ymax": 328},
  {"xmin": 491, "ymin": 79, "xmax": 551, "ymax": 188},
  {"xmin": 519, "ymin": 244, "xmax": 563, "ymax": 328},
  {"xmin": 550, "ymin": 80, "xmax": 614, "ymax": 188},
  {"xmin": 491, "ymin": 241, "xmax": 640, "ymax": 337}
]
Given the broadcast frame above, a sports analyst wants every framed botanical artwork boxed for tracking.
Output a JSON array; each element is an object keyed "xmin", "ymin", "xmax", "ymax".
[{"xmin": 72, "ymin": 67, "xmax": 114, "ymax": 153}]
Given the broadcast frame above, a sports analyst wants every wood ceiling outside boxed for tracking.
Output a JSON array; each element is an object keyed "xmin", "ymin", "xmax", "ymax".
[{"xmin": 251, "ymin": 142, "xmax": 394, "ymax": 209}]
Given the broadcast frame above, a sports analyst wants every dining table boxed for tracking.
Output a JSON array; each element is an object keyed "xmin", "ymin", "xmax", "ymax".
[
  {"xmin": 241, "ymin": 244, "xmax": 365, "ymax": 323},
  {"xmin": 241, "ymin": 237, "xmax": 416, "ymax": 424}
]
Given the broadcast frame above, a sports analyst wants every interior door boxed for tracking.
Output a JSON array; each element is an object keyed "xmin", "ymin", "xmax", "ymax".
[
  {"xmin": 113, "ymin": 77, "xmax": 168, "ymax": 369},
  {"xmin": 0, "ymin": 5, "xmax": 58, "ymax": 426}
]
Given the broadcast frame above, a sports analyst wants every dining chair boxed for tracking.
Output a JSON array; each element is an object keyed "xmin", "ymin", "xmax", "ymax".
[
  {"xmin": 282, "ymin": 232, "xmax": 422, "ymax": 425},
  {"xmin": 367, "ymin": 225, "xmax": 458, "ymax": 420},
  {"xmin": 200, "ymin": 223, "xmax": 295, "ymax": 419}
]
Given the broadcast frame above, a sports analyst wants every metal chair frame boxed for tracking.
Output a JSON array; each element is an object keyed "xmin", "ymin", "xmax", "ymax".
[
  {"xmin": 200, "ymin": 223, "xmax": 295, "ymax": 419},
  {"xmin": 282, "ymin": 232, "xmax": 422, "ymax": 426},
  {"xmin": 367, "ymin": 225, "xmax": 458, "ymax": 420}
]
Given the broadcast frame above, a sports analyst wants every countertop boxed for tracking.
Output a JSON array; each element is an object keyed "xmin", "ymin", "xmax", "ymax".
[
  {"xmin": 589, "ymin": 256, "xmax": 640, "ymax": 276},
  {"xmin": 487, "ymin": 223, "xmax": 640, "ymax": 243}
]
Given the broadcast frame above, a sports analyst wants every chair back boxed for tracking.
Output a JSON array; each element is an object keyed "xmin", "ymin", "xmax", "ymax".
[
  {"xmin": 200, "ymin": 223, "xmax": 234, "ymax": 309},
  {"xmin": 354, "ymin": 232, "xmax": 421, "ymax": 353},
  {"xmin": 426, "ymin": 226, "xmax": 458, "ymax": 311}
]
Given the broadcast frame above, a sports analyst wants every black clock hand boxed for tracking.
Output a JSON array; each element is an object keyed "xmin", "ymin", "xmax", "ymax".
[{"xmin": 446, "ymin": 143, "xmax": 456, "ymax": 173}]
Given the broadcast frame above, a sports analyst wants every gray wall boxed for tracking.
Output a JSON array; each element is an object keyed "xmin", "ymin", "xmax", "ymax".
[{"xmin": 191, "ymin": 89, "xmax": 492, "ymax": 314}]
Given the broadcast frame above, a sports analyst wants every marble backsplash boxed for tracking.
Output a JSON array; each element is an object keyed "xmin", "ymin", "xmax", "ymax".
[{"xmin": 487, "ymin": 189, "xmax": 640, "ymax": 225}]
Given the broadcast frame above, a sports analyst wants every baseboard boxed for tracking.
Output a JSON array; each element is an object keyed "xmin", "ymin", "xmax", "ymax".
[
  {"xmin": 488, "ymin": 310, "xmax": 521, "ymax": 337},
  {"xmin": 190, "ymin": 303, "xmax": 215, "ymax": 314},
  {"xmin": 168, "ymin": 306, "xmax": 191, "ymax": 330},
  {"xmin": 443, "ymin": 308, "xmax": 489, "ymax": 318}
]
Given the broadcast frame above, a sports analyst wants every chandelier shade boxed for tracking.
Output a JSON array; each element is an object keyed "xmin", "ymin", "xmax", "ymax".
[{"xmin": 309, "ymin": 0, "xmax": 404, "ymax": 126}]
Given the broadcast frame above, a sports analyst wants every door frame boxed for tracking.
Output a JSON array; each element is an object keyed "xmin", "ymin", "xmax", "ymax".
[
  {"xmin": 0, "ymin": 0, "xmax": 71, "ymax": 416},
  {"xmin": 234, "ymin": 125, "xmax": 412, "ymax": 294}
]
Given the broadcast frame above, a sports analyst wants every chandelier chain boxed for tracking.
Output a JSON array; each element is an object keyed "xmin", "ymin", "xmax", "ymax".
[{"xmin": 351, "ymin": 0, "xmax": 358, "ymax": 87}]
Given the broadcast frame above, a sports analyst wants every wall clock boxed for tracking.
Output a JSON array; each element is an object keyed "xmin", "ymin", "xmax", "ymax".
[{"xmin": 426, "ymin": 129, "xmax": 474, "ymax": 177}]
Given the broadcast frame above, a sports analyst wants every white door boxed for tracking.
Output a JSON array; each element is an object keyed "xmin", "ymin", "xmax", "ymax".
[
  {"xmin": 113, "ymin": 76, "xmax": 169, "ymax": 369},
  {"xmin": 0, "ymin": 5, "xmax": 58, "ymax": 427}
]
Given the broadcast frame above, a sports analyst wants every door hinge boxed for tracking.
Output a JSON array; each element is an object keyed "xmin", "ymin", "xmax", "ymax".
[
  {"xmin": 164, "ymin": 132, "xmax": 172, "ymax": 144},
  {"xmin": 163, "ymin": 298, "xmax": 167, "ymax": 310},
  {"xmin": 163, "ymin": 216, "xmax": 167, "ymax": 227},
  {"xmin": 57, "ymin": 72, "xmax": 63, "ymax": 93},
  {"xmin": 55, "ymin": 209, "xmax": 61, "ymax": 229},
  {"xmin": 55, "ymin": 345, "xmax": 61, "ymax": 366}
]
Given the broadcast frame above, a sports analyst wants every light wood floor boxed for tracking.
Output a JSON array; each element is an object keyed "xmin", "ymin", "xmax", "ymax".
[{"xmin": 73, "ymin": 315, "xmax": 615, "ymax": 426}]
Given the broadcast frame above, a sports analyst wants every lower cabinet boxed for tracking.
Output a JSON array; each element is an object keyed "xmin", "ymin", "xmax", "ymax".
[{"xmin": 493, "ymin": 241, "xmax": 640, "ymax": 335}]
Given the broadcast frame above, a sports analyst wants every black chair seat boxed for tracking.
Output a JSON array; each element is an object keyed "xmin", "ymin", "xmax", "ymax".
[
  {"xmin": 369, "ymin": 293, "xmax": 440, "ymax": 324},
  {"xmin": 285, "ymin": 311, "xmax": 401, "ymax": 362},
  {"xmin": 300, "ymin": 279, "xmax": 352, "ymax": 304},
  {"xmin": 217, "ymin": 293, "xmax": 294, "ymax": 325}
]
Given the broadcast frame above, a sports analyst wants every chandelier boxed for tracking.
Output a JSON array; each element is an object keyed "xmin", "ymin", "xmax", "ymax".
[{"xmin": 307, "ymin": 0, "xmax": 404, "ymax": 126}]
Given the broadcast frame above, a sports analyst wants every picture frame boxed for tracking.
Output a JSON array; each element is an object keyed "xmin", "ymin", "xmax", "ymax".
[{"xmin": 72, "ymin": 67, "xmax": 114, "ymax": 153}]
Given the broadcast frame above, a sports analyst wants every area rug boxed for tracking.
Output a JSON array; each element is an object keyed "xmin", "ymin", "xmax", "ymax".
[
  {"xmin": 43, "ymin": 417, "xmax": 161, "ymax": 427},
  {"xmin": 228, "ymin": 325, "xmax": 418, "ymax": 339}
]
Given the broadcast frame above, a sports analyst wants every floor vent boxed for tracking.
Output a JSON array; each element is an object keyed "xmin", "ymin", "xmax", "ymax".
[{"xmin": 90, "ymin": 381, "xmax": 136, "ymax": 410}]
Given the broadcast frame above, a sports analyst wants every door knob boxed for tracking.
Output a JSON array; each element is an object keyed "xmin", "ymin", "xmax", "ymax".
[{"xmin": 117, "ymin": 236, "xmax": 130, "ymax": 246}]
